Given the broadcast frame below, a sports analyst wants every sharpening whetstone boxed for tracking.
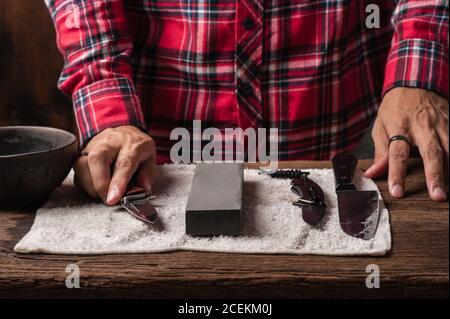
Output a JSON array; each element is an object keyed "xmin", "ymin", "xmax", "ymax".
[{"xmin": 185, "ymin": 162, "xmax": 243, "ymax": 236}]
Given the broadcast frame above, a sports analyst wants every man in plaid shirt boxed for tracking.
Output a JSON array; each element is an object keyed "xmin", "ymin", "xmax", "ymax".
[{"xmin": 45, "ymin": 0, "xmax": 448, "ymax": 204}]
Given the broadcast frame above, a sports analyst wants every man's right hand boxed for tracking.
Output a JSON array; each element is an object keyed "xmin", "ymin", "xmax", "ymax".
[{"xmin": 74, "ymin": 125, "xmax": 157, "ymax": 205}]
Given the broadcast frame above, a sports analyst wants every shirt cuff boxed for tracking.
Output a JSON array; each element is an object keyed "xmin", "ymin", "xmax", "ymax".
[
  {"xmin": 383, "ymin": 39, "xmax": 449, "ymax": 99},
  {"xmin": 72, "ymin": 77, "xmax": 147, "ymax": 147}
]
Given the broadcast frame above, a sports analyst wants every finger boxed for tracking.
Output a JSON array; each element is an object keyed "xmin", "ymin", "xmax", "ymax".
[
  {"xmin": 135, "ymin": 146, "xmax": 158, "ymax": 194},
  {"xmin": 437, "ymin": 125, "xmax": 449, "ymax": 191},
  {"xmin": 439, "ymin": 135, "xmax": 449, "ymax": 165},
  {"xmin": 387, "ymin": 137, "xmax": 410, "ymax": 198},
  {"xmin": 107, "ymin": 140, "xmax": 155, "ymax": 205},
  {"xmin": 440, "ymin": 142, "xmax": 449, "ymax": 193},
  {"xmin": 416, "ymin": 131, "xmax": 447, "ymax": 201},
  {"xmin": 382, "ymin": 115, "xmax": 411, "ymax": 198},
  {"xmin": 86, "ymin": 145, "xmax": 119, "ymax": 203},
  {"xmin": 73, "ymin": 156, "xmax": 97, "ymax": 198},
  {"xmin": 365, "ymin": 120, "xmax": 389, "ymax": 178},
  {"xmin": 437, "ymin": 125, "xmax": 449, "ymax": 170}
]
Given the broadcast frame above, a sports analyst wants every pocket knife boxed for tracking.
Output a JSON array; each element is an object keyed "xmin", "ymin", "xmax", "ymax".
[
  {"xmin": 120, "ymin": 187, "xmax": 158, "ymax": 224},
  {"xmin": 290, "ymin": 173, "xmax": 327, "ymax": 226},
  {"xmin": 265, "ymin": 169, "xmax": 327, "ymax": 226}
]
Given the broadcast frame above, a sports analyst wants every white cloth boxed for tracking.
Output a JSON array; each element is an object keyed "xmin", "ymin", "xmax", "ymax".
[{"xmin": 15, "ymin": 165, "xmax": 391, "ymax": 255}]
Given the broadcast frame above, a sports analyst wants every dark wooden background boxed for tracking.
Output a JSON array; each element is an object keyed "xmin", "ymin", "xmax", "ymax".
[{"xmin": 0, "ymin": 0, "xmax": 75, "ymax": 132}]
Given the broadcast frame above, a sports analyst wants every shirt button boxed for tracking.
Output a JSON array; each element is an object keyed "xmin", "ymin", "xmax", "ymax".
[
  {"xmin": 242, "ymin": 83, "xmax": 253, "ymax": 96},
  {"xmin": 243, "ymin": 17, "xmax": 255, "ymax": 30}
]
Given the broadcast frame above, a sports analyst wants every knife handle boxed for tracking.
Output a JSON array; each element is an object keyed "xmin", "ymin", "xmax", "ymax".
[
  {"xmin": 332, "ymin": 154, "xmax": 358, "ymax": 191},
  {"xmin": 291, "ymin": 177, "xmax": 325, "ymax": 204}
]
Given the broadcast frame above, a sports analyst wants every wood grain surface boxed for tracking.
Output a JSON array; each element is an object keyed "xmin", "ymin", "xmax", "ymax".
[
  {"xmin": 0, "ymin": 159, "xmax": 448, "ymax": 299},
  {"xmin": 0, "ymin": 0, "xmax": 74, "ymax": 132}
]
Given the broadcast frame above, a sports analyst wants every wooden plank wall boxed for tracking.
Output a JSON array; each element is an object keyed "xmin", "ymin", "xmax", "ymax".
[{"xmin": 0, "ymin": 0, "xmax": 75, "ymax": 133}]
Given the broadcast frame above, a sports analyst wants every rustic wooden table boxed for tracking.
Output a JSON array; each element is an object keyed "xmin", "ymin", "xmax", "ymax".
[{"xmin": 0, "ymin": 160, "xmax": 448, "ymax": 298}]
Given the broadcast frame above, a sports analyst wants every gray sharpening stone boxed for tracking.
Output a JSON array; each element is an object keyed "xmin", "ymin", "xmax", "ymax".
[{"xmin": 185, "ymin": 162, "xmax": 243, "ymax": 236}]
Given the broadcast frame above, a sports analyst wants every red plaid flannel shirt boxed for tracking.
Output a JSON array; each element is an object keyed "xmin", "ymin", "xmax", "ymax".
[{"xmin": 46, "ymin": 0, "xmax": 449, "ymax": 163}]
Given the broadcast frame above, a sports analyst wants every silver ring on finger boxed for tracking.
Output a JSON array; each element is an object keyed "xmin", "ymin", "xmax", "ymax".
[{"xmin": 388, "ymin": 135, "xmax": 411, "ymax": 148}]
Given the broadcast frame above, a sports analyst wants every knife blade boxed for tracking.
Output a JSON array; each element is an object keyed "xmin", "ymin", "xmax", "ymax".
[
  {"xmin": 332, "ymin": 154, "xmax": 379, "ymax": 240},
  {"xmin": 120, "ymin": 186, "xmax": 158, "ymax": 224}
]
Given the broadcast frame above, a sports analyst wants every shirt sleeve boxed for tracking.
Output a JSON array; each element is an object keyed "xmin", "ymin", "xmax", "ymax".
[
  {"xmin": 383, "ymin": 0, "xmax": 449, "ymax": 99},
  {"xmin": 45, "ymin": 0, "xmax": 146, "ymax": 146}
]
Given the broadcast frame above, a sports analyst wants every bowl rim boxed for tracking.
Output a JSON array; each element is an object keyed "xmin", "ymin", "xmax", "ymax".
[{"xmin": 0, "ymin": 125, "xmax": 78, "ymax": 159}]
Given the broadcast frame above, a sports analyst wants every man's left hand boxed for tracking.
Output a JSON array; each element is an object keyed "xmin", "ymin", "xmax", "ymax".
[{"xmin": 365, "ymin": 87, "xmax": 448, "ymax": 201}]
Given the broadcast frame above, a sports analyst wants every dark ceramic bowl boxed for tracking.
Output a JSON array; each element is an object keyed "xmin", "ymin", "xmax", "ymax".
[{"xmin": 0, "ymin": 126, "xmax": 78, "ymax": 208}]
